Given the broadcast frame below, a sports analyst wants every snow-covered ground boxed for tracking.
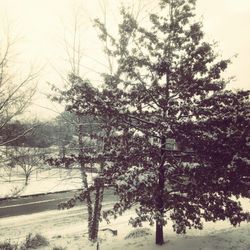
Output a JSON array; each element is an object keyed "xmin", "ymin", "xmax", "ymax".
[
  {"xmin": 1, "ymin": 166, "xmax": 249, "ymax": 249},
  {"xmin": 0, "ymin": 167, "xmax": 96, "ymax": 198},
  {"xmin": 0, "ymin": 203, "xmax": 250, "ymax": 250}
]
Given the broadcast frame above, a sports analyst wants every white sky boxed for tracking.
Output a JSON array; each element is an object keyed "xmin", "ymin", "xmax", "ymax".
[{"xmin": 0, "ymin": 0, "xmax": 249, "ymax": 120}]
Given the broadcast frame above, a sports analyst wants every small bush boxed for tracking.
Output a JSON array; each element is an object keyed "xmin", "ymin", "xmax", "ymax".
[
  {"xmin": 0, "ymin": 240, "xmax": 18, "ymax": 250},
  {"xmin": 52, "ymin": 247, "xmax": 66, "ymax": 250},
  {"xmin": 124, "ymin": 228, "xmax": 152, "ymax": 239},
  {"xmin": 20, "ymin": 233, "xmax": 49, "ymax": 250}
]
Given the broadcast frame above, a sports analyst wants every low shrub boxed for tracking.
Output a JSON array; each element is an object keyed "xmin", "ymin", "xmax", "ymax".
[
  {"xmin": 124, "ymin": 228, "xmax": 152, "ymax": 239},
  {"xmin": 0, "ymin": 240, "xmax": 18, "ymax": 250},
  {"xmin": 52, "ymin": 247, "xmax": 66, "ymax": 250},
  {"xmin": 20, "ymin": 233, "xmax": 49, "ymax": 250}
]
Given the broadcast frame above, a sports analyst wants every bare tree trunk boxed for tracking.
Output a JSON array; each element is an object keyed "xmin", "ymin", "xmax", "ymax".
[
  {"xmin": 25, "ymin": 174, "xmax": 29, "ymax": 185},
  {"xmin": 8, "ymin": 167, "xmax": 12, "ymax": 182},
  {"xmin": 80, "ymin": 166, "xmax": 93, "ymax": 239},
  {"xmin": 90, "ymin": 176, "xmax": 104, "ymax": 241},
  {"xmin": 78, "ymin": 122, "xmax": 93, "ymax": 240}
]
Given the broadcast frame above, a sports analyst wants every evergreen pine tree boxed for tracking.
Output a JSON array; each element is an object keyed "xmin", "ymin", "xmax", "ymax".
[{"xmin": 65, "ymin": 0, "xmax": 250, "ymax": 245}]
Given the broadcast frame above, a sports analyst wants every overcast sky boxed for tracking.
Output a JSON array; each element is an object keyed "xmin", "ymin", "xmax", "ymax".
[{"xmin": 0, "ymin": 0, "xmax": 249, "ymax": 120}]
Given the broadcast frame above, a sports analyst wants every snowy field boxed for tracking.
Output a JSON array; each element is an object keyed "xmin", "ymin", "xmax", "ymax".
[
  {"xmin": 0, "ymin": 167, "xmax": 96, "ymax": 198},
  {"xmin": 0, "ymin": 203, "xmax": 250, "ymax": 250},
  {"xmin": 1, "ymin": 166, "xmax": 249, "ymax": 249}
]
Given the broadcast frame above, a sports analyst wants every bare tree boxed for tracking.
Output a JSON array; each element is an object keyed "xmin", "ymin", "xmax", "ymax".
[
  {"xmin": 0, "ymin": 24, "xmax": 38, "ymax": 146},
  {"xmin": 49, "ymin": 10, "xmax": 110, "ymax": 242},
  {"xmin": 9, "ymin": 146, "xmax": 46, "ymax": 186},
  {"xmin": 0, "ymin": 146, "xmax": 14, "ymax": 182}
]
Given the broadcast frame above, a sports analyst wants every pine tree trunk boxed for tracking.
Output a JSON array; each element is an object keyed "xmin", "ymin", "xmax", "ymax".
[
  {"xmin": 155, "ymin": 136, "xmax": 166, "ymax": 245},
  {"xmin": 156, "ymin": 221, "xmax": 164, "ymax": 245}
]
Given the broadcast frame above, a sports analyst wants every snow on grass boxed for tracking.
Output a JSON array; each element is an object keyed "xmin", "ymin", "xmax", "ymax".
[
  {"xmin": 1, "ymin": 165, "xmax": 249, "ymax": 249},
  {"xmin": 1, "ymin": 202, "xmax": 250, "ymax": 250},
  {"xmin": 0, "ymin": 168, "xmax": 96, "ymax": 198}
]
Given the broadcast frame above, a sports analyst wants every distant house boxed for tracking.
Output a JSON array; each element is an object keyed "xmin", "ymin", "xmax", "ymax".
[
  {"xmin": 165, "ymin": 138, "xmax": 178, "ymax": 150},
  {"xmin": 150, "ymin": 138, "xmax": 178, "ymax": 150},
  {"xmin": 150, "ymin": 137, "xmax": 195, "ymax": 162}
]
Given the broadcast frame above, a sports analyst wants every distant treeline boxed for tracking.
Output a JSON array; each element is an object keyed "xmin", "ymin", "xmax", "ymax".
[{"xmin": 1, "ymin": 112, "xmax": 101, "ymax": 148}]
